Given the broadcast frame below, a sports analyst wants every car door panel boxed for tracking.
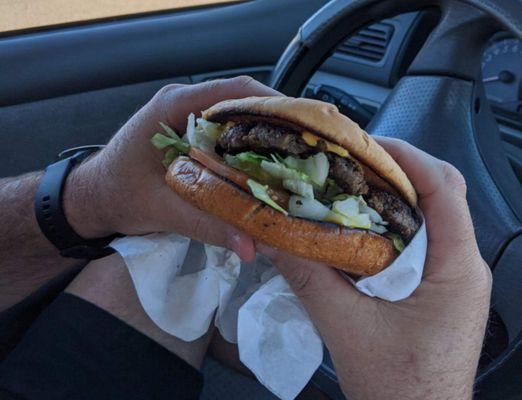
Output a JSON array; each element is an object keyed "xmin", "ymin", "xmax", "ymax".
[
  {"xmin": 0, "ymin": 76, "xmax": 189, "ymax": 177},
  {"xmin": 0, "ymin": 0, "xmax": 328, "ymax": 177}
]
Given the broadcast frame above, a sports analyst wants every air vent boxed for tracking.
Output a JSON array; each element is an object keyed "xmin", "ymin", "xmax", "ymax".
[{"xmin": 336, "ymin": 22, "xmax": 394, "ymax": 63}]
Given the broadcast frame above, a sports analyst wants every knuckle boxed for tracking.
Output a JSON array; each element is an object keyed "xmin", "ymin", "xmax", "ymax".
[
  {"xmin": 154, "ymin": 84, "xmax": 185, "ymax": 102},
  {"xmin": 440, "ymin": 161, "xmax": 467, "ymax": 195},
  {"xmin": 390, "ymin": 137, "xmax": 409, "ymax": 147},
  {"xmin": 191, "ymin": 215, "xmax": 207, "ymax": 240},
  {"xmin": 287, "ymin": 267, "xmax": 318, "ymax": 298},
  {"xmin": 230, "ymin": 75, "xmax": 255, "ymax": 87},
  {"xmin": 393, "ymin": 138, "xmax": 416, "ymax": 154}
]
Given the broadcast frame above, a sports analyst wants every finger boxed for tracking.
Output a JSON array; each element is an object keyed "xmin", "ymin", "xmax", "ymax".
[
  {"xmin": 374, "ymin": 137, "xmax": 466, "ymax": 200},
  {"xmin": 157, "ymin": 76, "xmax": 282, "ymax": 130},
  {"xmin": 228, "ymin": 230, "xmax": 256, "ymax": 263},
  {"xmin": 158, "ymin": 187, "xmax": 256, "ymax": 262},
  {"xmin": 256, "ymin": 243, "xmax": 361, "ymax": 315},
  {"xmin": 178, "ymin": 210, "xmax": 256, "ymax": 262},
  {"xmin": 376, "ymin": 137, "xmax": 471, "ymax": 219},
  {"xmin": 375, "ymin": 137, "xmax": 479, "ymax": 272}
]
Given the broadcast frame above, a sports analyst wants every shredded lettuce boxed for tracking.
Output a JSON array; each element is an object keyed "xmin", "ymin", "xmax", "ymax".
[
  {"xmin": 343, "ymin": 213, "xmax": 372, "ymax": 230},
  {"xmin": 159, "ymin": 122, "xmax": 178, "ymax": 138},
  {"xmin": 288, "ymin": 196, "xmax": 330, "ymax": 220},
  {"xmin": 260, "ymin": 160, "xmax": 312, "ymax": 183},
  {"xmin": 361, "ymin": 204, "xmax": 385, "ymax": 224},
  {"xmin": 151, "ymin": 122, "xmax": 190, "ymax": 166},
  {"xmin": 288, "ymin": 191, "xmax": 388, "ymax": 231},
  {"xmin": 325, "ymin": 211, "xmax": 372, "ymax": 229},
  {"xmin": 247, "ymin": 179, "xmax": 288, "ymax": 215},
  {"xmin": 151, "ymin": 133, "xmax": 177, "ymax": 150},
  {"xmin": 186, "ymin": 113, "xmax": 223, "ymax": 152},
  {"xmin": 329, "ymin": 196, "xmax": 382, "ymax": 230},
  {"xmin": 186, "ymin": 113, "xmax": 201, "ymax": 148},
  {"xmin": 235, "ymin": 152, "xmax": 269, "ymax": 165},
  {"xmin": 224, "ymin": 154, "xmax": 278, "ymax": 186},
  {"xmin": 196, "ymin": 118, "xmax": 222, "ymax": 141},
  {"xmin": 370, "ymin": 223, "xmax": 388, "ymax": 234},
  {"xmin": 330, "ymin": 193, "xmax": 349, "ymax": 202},
  {"xmin": 162, "ymin": 148, "xmax": 180, "ymax": 168},
  {"xmin": 152, "ymin": 134, "xmax": 189, "ymax": 154},
  {"xmin": 323, "ymin": 178, "xmax": 344, "ymax": 200},
  {"xmin": 332, "ymin": 196, "xmax": 360, "ymax": 217},
  {"xmin": 283, "ymin": 179, "xmax": 314, "ymax": 199},
  {"xmin": 283, "ymin": 153, "xmax": 329, "ymax": 188},
  {"xmin": 271, "ymin": 153, "xmax": 286, "ymax": 164},
  {"xmin": 386, "ymin": 233, "xmax": 405, "ymax": 253}
]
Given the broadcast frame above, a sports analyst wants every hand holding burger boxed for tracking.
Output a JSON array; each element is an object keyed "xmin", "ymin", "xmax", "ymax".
[
  {"xmin": 63, "ymin": 77, "xmax": 284, "ymax": 262},
  {"xmin": 153, "ymin": 91, "xmax": 491, "ymax": 399},
  {"xmin": 257, "ymin": 138, "xmax": 491, "ymax": 400},
  {"xmin": 67, "ymin": 78, "xmax": 489, "ymax": 399},
  {"xmin": 157, "ymin": 96, "xmax": 420, "ymax": 275}
]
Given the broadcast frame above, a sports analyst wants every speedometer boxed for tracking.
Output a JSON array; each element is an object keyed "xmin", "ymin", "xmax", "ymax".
[{"xmin": 482, "ymin": 38, "xmax": 521, "ymax": 114}]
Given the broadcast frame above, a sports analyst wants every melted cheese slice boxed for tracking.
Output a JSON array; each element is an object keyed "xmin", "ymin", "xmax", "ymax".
[{"xmin": 301, "ymin": 131, "xmax": 349, "ymax": 158}]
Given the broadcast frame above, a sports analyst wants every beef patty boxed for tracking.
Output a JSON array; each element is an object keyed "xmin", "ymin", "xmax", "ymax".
[
  {"xmin": 216, "ymin": 122, "xmax": 310, "ymax": 156},
  {"xmin": 217, "ymin": 121, "xmax": 419, "ymax": 240},
  {"xmin": 327, "ymin": 153, "xmax": 368, "ymax": 196},
  {"xmin": 367, "ymin": 189, "xmax": 419, "ymax": 241}
]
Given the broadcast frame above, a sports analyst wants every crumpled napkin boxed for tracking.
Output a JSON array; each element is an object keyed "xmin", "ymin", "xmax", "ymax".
[{"xmin": 111, "ymin": 220, "xmax": 426, "ymax": 400}]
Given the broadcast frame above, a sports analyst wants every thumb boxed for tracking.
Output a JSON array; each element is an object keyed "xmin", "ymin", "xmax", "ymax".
[{"xmin": 256, "ymin": 244, "xmax": 362, "ymax": 318}]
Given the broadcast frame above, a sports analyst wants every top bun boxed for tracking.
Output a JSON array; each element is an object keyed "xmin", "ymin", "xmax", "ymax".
[{"xmin": 203, "ymin": 96, "xmax": 417, "ymax": 207}]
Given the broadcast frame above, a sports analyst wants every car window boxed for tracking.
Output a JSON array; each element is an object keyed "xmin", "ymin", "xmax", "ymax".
[{"xmin": 0, "ymin": 0, "xmax": 241, "ymax": 33}]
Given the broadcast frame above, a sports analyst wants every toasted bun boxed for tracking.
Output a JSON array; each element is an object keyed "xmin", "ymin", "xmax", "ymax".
[
  {"xmin": 167, "ymin": 157, "xmax": 397, "ymax": 276},
  {"xmin": 203, "ymin": 96, "xmax": 417, "ymax": 207}
]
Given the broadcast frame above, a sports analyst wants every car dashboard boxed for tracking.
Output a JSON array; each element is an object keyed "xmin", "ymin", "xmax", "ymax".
[
  {"xmin": 192, "ymin": 11, "xmax": 522, "ymax": 189},
  {"xmin": 0, "ymin": 2, "xmax": 521, "ymax": 399}
]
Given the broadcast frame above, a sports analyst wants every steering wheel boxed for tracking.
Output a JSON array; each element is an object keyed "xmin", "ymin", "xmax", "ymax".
[{"xmin": 271, "ymin": 0, "xmax": 522, "ymax": 397}]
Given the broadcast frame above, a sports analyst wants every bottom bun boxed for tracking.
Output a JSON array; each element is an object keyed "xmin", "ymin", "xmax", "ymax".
[{"xmin": 166, "ymin": 157, "xmax": 397, "ymax": 276}]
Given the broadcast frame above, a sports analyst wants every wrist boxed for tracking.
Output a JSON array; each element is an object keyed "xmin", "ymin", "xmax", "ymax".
[
  {"xmin": 62, "ymin": 156, "xmax": 114, "ymax": 239},
  {"xmin": 335, "ymin": 351, "xmax": 474, "ymax": 400}
]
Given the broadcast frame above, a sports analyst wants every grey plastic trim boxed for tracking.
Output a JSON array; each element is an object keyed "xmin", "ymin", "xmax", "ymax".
[{"xmin": 309, "ymin": 70, "xmax": 390, "ymax": 107}]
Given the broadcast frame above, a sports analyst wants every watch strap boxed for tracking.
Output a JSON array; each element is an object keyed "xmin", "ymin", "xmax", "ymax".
[{"xmin": 35, "ymin": 150, "xmax": 119, "ymax": 259}]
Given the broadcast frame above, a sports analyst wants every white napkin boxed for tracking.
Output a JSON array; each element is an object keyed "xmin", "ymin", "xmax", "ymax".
[
  {"xmin": 354, "ymin": 220, "xmax": 427, "ymax": 301},
  {"xmin": 111, "ymin": 220, "xmax": 427, "ymax": 400}
]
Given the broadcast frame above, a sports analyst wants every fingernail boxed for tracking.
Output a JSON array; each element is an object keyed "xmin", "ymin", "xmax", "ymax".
[
  {"xmin": 229, "ymin": 233, "xmax": 241, "ymax": 252},
  {"xmin": 227, "ymin": 232, "xmax": 253, "ymax": 262}
]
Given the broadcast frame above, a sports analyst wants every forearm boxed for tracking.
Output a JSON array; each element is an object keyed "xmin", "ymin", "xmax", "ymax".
[{"xmin": 0, "ymin": 173, "xmax": 82, "ymax": 311}]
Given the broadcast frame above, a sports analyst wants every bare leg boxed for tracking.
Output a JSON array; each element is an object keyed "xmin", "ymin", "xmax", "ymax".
[{"xmin": 66, "ymin": 253, "xmax": 213, "ymax": 369}]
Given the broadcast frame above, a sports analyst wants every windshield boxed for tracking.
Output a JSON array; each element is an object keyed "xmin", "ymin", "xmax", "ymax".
[{"xmin": 0, "ymin": 0, "xmax": 241, "ymax": 33}]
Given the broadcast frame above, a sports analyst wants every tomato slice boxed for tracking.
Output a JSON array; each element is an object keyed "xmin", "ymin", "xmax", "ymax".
[
  {"xmin": 189, "ymin": 148, "xmax": 289, "ymax": 208},
  {"xmin": 189, "ymin": 148, "xmax": 250, "ymax": 191}
]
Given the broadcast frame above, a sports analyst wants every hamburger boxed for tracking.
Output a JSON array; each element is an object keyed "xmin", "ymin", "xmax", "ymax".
[{"xmin": 151, "ymin": 96, "xmax": 419, "ymax": 276}]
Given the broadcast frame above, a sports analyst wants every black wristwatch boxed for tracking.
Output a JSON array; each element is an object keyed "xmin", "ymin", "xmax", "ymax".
[{"xmin": 35, "ymin": 145, "xmax": 121, "ymax": 259}]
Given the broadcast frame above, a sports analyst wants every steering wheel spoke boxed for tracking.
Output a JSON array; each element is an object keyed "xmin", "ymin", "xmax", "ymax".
[{"xmin": 408, "ymin": 1, "xmax": 498, "ymax": 80}]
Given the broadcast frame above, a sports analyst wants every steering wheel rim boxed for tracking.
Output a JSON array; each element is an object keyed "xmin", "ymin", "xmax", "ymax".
[
  {"xmin": 271, "ymin": 0, "xmax": 522, "ymax": 96},
  {"xmin": 271, "ymin": 0, "xmax": 522, "ymax": 397}
]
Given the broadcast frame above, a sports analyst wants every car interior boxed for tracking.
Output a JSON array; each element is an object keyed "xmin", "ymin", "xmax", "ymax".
[{"xmin": 0, "ymin": 0, "xmax": 521, "ymax": 399}]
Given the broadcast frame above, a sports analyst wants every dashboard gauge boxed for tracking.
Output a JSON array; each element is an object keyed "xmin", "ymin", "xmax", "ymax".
[{"xmin": 482, "ymin": 38, "xmax": 521, "ymax": 114}]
